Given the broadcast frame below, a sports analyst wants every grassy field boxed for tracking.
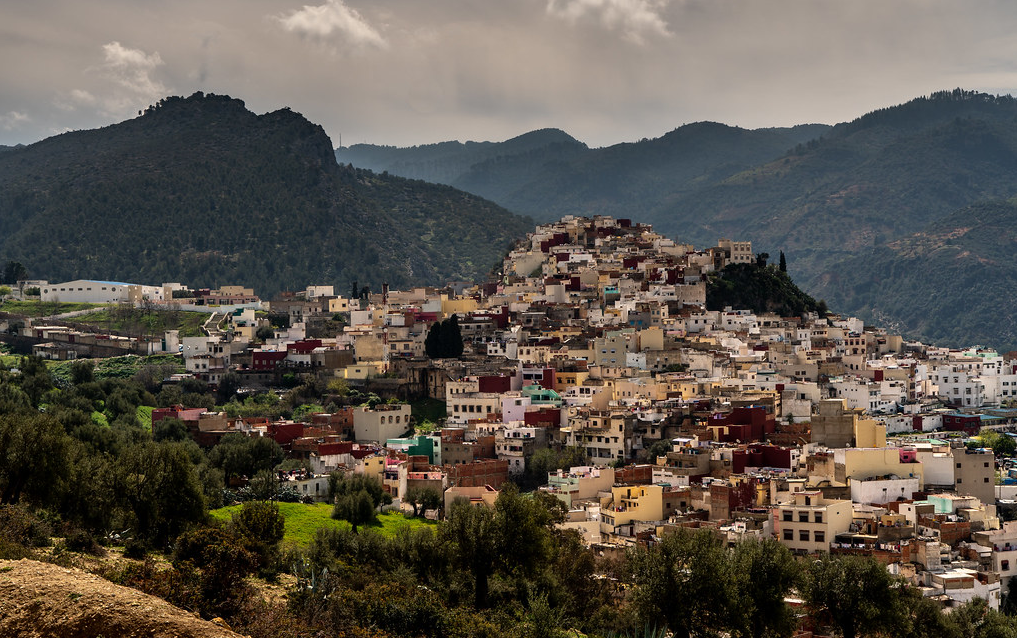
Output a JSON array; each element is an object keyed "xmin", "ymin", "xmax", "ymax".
[
  {"xmin": 0, "ymin": 300, "xmax": 104, "ymax": 316},
  {"xmin": 210, "ymin": 502, "xmax": 436, "ymax": 547},
  {"xmin": 68, "ymin": 307, "xmax": 208, "ymax": 338},
  {"xmin": 47, "ymin": 354, "xmax": 185, "ymax": 384},
  {"xmin": 136, "ymin": 405, "xmax": 154, "ymax": 430}
]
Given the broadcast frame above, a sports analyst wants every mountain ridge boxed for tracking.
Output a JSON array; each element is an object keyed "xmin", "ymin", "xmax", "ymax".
[{"xmin": 0, "ymin": 92, "xmax": 532, "ymax": 297}]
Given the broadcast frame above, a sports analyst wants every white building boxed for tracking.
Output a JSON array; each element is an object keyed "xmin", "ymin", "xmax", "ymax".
[{"xmin": 41, "ymin": 279, "xmax": 166, "ymax": 305}]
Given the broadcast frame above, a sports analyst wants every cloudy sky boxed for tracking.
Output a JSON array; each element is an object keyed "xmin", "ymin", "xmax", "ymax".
[{"xmin": 3, "ymin": 0, "xmax": 1017, "ymax": 148}]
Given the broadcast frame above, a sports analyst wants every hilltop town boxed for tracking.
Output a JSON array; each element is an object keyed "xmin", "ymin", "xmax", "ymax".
[{"xmin": 4, "ymin": 215, "xmax": 1017, "ymax": 625}]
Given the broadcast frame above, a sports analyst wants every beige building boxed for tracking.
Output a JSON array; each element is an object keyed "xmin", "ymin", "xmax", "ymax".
[
  {"xmin": 774, "ymin": 489, "xmax": 852, "ymax": 553},
  {"xmin": 563, "ymin": 409, "xmax": 633, "ymax": 462},
  {"xmin": 353, "ymin": 404, "xmax": 412, "ymax": 443},
  {"xmin": 600, "ymin": 483, "xmax": 687, "ymax": 539},
  {"xmin": 543, "ymin": 466, "xmax": 616, "ymax": 507},
  {"xmin": 811, "ymin": 399, "xmax": 885, "ymax": 448},
  {"xmin": 954, "ymin": 445, "xmax": 995, "ymax": 505}
]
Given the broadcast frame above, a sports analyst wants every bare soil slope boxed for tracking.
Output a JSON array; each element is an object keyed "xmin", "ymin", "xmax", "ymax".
[{"xmin": 0, "ymin": 559, "xmax": 244, "ymax": 638}]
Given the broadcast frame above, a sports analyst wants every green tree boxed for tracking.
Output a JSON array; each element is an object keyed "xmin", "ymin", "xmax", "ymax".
[
  {"xmin": 494, "ymin": 484, "xmax": 563, "ymax": 581},
  {"xmin": 117, "ymin": 441, "xmax": 206, "ymax": 545},
  {"xmin": 0, "ymin": 413, "xmax": 70, "ymax": 506},
  {"xmin": 153, "ymin": 417, "xmax": 189, "ymax": 443},
  {"xmin": 629, "ymin": 528, "xmax": 734, "ymax": 638},
  {"xmin": 402, "ymin": 488, "xmax": 427, "ymax": 518},
  {"xmin": 174, "ymin": 524, "xmax": 257, "ymax": 616},
  {"xmin": 231, "ymin": 499, "xmax": 285, "ymax": 570},
  {"xmin": 69, "ymin": 360, "xmax": 95, "ymax": 385},
  {"xmin": 730, "ymin": 538, "xmax": 801, "ymax": 638},
  {"xmin": 805, "ymin": 554, "xmax": 911, "ymax": 638},
  {"xmin": 329, "ymin": 472, "xmax": 388, "ymax": 533},
  {"xmin": 779, "ymin": 251, "xmax": 787, "ymax": 272},
  {"xmin": 208, "ymin": 433, "xmax": 284, "ymax": 484},
  {"xmin": 424, "ymin": 316, "xmax": 464, "ymax": 359},
  {"xmin": 216, "ymin": 371, "xmax": 242, "ymax": 404},
  {"xmin": 644, "ymin": 439, "xmax": 673, "ymax": 462},
  {"xmin": 981, "ymin": 428, "xmax": 1017, "ymax": 458},
  {"xmin": 443, "ymin": 498, "xmax": 499, "ymax": 608},
  {"xmin": 249, "ymin": 468, "xmax": 279, "ymax": 501},
  {"xmin": 332, "ymin": 488, "xmax": 377, "ymax": 533},
  {"xmin": 2, "ymin": 261, "xmax": 27, "ymax": 285}
]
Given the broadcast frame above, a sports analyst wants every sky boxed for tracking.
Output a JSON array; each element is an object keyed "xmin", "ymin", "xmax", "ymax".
[{"xmin": 3, "ymin": 0, "xmax": 1017, "ymax": 149}]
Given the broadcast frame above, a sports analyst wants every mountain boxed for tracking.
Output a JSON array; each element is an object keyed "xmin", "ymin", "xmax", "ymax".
[
  {"xmin": 812, "ymin": 199, "xmax": 1017, "ymax": 351},
  {"xmin": 338, "ymin": 128, "xmax": 587, "ymax": 186},
  {"xmin": 337, "ymin": 123, "xmax": 830, "ymax": 219},
  {"xmin": 648, "ymin": 90, "xmax": 1017, "ymax": 271},
  {"xmin": 0, "ymin": 93, "xmax": 532, "ymax": 297}
]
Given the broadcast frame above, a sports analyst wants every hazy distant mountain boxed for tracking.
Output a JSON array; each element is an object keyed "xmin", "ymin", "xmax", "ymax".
[
  {"xmin": 0, "ymin": 93, "xmax": 532, "ymax": 297},
  {"xmin": 337, "ymin": 123, "xmax": 830, "ymax": 219},
  {"xmin": 338, "ymin": 128, "xmax": 587, "ymax": 186}
]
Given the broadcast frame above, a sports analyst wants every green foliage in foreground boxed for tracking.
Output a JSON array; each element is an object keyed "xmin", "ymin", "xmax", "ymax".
[{"xmin": 210, "ymin": 502, "xmax": 434, "ymax": 547}]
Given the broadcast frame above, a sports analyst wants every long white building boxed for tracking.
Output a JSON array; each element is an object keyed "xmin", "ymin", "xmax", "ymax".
[{"xmin": 40, "ymin": 279, "xmax": 167, "ymax": 304}]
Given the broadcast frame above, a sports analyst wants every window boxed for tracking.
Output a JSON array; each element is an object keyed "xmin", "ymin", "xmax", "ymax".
[
  {"xmin": 1004, "ymin": 560, "xmax": 1010, "ymax": 571},
  {"xmin": 799, "ymin": 512, "xmax": 809, "ymax": 523},
  {"xmin": 783, "ymin": 511, "xmax": 792, "ymax": 522},
  {"xmin": 783, "ymin": 529, "xmax": 793, "ymax": 541},
  {"xmin": 957, "ymin": 463, "xmax": 963, "ymax": 469},
  {"xmin": 814, "ymin": 531, "xmax": 825, "ymax": 543},
  {"xmin": 799, "ymin": 530, "xmax": 809, "ymax": 542},
  {"xmin": 957, "ymin": 478, "xmax": 963, "ymax": 484},
  {"xmin": 815, "ymin": 512, "xmax": 823, "ymax": 523},
  {"xmin": 985, "ymin": 478, "xmax": 991, "ymax": 483}
]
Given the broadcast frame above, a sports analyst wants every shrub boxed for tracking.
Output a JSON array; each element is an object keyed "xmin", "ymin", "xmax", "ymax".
[
  {"xmin": 174, "ymin": 525, "xmax": 257, "ymax": 617},
  {"xmin": 123, "ymin": 538, "xmax": 148, "ymax": 559},
  {"xmin": 63, "ymin": 529, "xmax": 106, "ymax": 556}
]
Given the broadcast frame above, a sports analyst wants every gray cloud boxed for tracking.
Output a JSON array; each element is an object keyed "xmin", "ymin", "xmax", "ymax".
[
  {"xmin": 0, "ymin": 111, "xmax": 30, "ymax": 131},
  {"xmin": 276, "ymin": 0, "xmax": 387, "ymax": 51},
  {"xmin": 546, "ymin": 0, "xmax": 672, "ymax": 44},
  {"xmin": 2, "ymin": 0, "xmax": 1017, "ymax": 148}
]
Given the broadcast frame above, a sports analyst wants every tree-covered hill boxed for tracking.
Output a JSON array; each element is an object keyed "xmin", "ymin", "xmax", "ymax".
[
  {"xmin": 707, "ymin": 258, "xmax": 827, "ymax": 318},
  {"xmin": 811, "ymin": 199, "xmax": 1017, "ymax": 351},
  {"xmin": 0, "ymin": 93, "xmax": 532, "ymax": 297},
  {"xmin": 651, "ymin": 90, "xmax": 1017, "ymax": 276}
]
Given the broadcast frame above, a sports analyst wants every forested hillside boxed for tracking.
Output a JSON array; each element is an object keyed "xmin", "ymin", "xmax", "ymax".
[
  {"xmin": 652, "ymin": 91, "xmax": 1017, "ymax": 268},
  {"xmin": 0, "ymin": 93, "xmax": 532, "ymax": 297},
  {"xmin": 812, "ymin": 199, "xmax": 1017, "ymax": 351}
]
